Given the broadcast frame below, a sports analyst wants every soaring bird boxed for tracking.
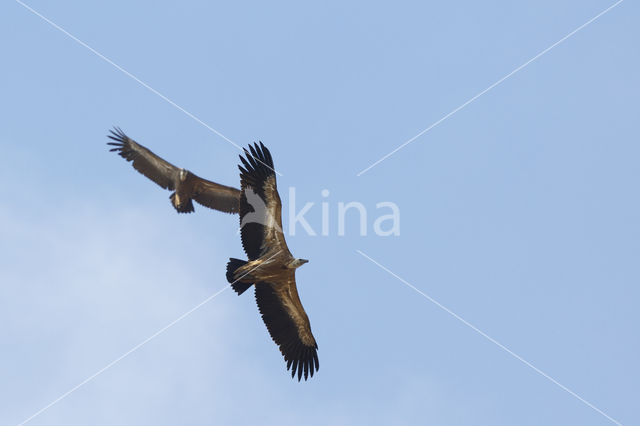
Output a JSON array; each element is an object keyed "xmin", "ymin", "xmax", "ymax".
[
  {"xmin": 226, "ymin": 142, "xmax": 319, "ymax": 381},
  {"xmin": 107, "ymin": 127, "xmax": 240, "ymax": 214}
]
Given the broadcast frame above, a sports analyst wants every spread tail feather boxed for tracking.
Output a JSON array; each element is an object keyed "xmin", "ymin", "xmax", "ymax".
[
  {"xmin": 170, "ymin": 192, "xmax": 194, "ymax": 213},
  {"xmin": 226, "ymin": 258, "xmax": 253, "ymax": 295}
]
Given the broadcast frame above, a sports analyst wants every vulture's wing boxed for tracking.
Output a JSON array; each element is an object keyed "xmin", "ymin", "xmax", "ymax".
[
  {"xmin": 255, "ymin": 277, "xmax": 319, "ymax": 381},
  {"xmin": 108, "ymin": 127, "xmax": 241, "ymax": 214},
  {"xmin": 192, "ymin": 179, "xmax": 240, "ymax": 214},
  {"xmin": 107, "ymin": 127, "xmax": 179, "ymax": 190},
  {"xmin": 238, "ymin": 142, "xmax": 288, "ymax": 260}
]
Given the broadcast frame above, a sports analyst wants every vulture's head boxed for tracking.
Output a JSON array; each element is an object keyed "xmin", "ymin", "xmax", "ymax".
[{"xmin": 288, "ymin": 258, "xmax": 309, "ymax": 269}]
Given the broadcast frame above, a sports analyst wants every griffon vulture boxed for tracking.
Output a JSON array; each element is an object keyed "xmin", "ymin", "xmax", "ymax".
[
  {"xmin": 226, "ymin": 142, "xmax": 319, "ymax": 381},
  {"xmin": 107, "ymin": 127, "xmax": 240, "ymax": 214}
]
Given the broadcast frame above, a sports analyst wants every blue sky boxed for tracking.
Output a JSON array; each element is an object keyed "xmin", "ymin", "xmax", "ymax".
[{"xmin": 1, "ymin": 1, "xmax": 638, "ymax": 425}]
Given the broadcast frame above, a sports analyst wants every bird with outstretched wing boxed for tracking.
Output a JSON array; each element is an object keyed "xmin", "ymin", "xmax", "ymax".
[
  {"xmin": 226, "ymin": 142, "xmax": 319, "ymax": 381},
  {"xmin": 107, "ymin": 127, "xmax": 240, "ymax": 214}
]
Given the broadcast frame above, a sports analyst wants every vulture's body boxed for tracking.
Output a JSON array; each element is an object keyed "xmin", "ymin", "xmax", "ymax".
[
  {"xmin": 226, "ymin": 142, "xmax": 319, "ymax": 381},
  {"xmin": 108, "ymin": 128, "xmax": 240, "ymax": 214}
]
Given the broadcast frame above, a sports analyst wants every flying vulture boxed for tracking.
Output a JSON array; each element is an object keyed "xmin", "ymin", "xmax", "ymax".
[
  {"xmin": 107, "ymin": 127, "xmax": 240, "ymax": 214},
  {"xmin": 226, "ymin": 142, "xmax": 319, "ymax": 381}
]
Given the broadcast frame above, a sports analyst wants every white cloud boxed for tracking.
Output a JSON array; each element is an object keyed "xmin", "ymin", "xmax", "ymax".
[
  {"xmin": 0, "ymin": 203, "xmax": 240, "ymax": 425},
  {"xmin": 0, "ymin": 202, "xmax": 480, "ymax": 426}
]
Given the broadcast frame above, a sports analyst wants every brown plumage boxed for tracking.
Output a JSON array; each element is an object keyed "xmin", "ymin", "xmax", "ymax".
[
  {"xmin": 226, "ymin": 142, "xmax": 318, "ymax": 381},
  {"xmin": 107, "ymin": 127, "xmax": 240, "ymax": 214}
]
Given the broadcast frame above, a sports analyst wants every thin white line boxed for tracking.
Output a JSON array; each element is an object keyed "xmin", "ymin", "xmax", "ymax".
[
  {"xmin": 356, "ymin": 249, "xmax": 622, "ymax": 426},
  {"xmin": 18, "ymin": 251, "xmax": 281, "ymax": 425},
  {"xmin": 17, "ymin": 286, "xmax": 229, "ymax": 426},
  {"xmin": 356, "ymin": 0, "xmax": 625, "ymax": 176},
  {"xmin": 14, "ymin": 0, "xmax": 282, "ymax": 177}
]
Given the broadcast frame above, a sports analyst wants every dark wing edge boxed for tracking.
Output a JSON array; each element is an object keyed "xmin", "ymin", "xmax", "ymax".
[
  {"xmin": 192, "ymin": 179, "xmax": 241, "ymax": 214},
  {"xmin": 238, "ymin": 141, "xmax": 275, "ymax": 201},
  {"xmin": 107, "ymin": 127, "xmax": 178, "ymax": 190},
  {"xmin": 238, "ymin": 142, "xmax": 277, "ymax": 259},
  {"xmin": 254, "ymin": 281, "xmax": 319, "ymax": 381}
]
